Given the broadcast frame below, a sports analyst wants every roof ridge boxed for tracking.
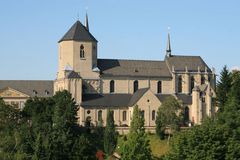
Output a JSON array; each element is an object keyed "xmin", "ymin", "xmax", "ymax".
[
  {"xmin": 98, "ymin": 58, "xmax": 165, "ymax": 63},
  {"xmin": 0, "ymin": 80, "xmax": 53, "ymax": 82},
  {"xmin": 171, "ymin": 55, "xmax": 201, "ymax": 58}
]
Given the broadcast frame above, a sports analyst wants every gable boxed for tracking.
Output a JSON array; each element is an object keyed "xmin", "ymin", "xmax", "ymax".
[
  {"xmin": 0, "ymin": 87, "xmax": 30, "ymax": 98},
  {"xmin": 131, "ymin": 89, "xmax": 161, "ymax": 108}
]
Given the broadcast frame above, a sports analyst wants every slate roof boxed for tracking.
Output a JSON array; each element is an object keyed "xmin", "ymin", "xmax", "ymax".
[
  {"xmin": 155, "ymin": 94, "xmax": 173, "ymax": 102},
  {"xmin": 81, "ymin": 91, "xmax": 192, "ymax": 108},
  {"xmin": 67, "ymin": 71, "xmax": 81, "ymax": 79},
  {"xmin": 0, "ymin": 80, "xmax": 54, "ymax": 97},
  {"xmin": 82, "ymin": 94, "xmax": 132, "ymax": 107},
  {"xmin": 166, "ymin": 55, "xmax": 211, "ymax": 72},
  {"xmin": 97, "ymin": 59, "xmax": 172, "ymax": 78},
  {"xmin": 176, "ymin": 94, "xmax": 192, "ymax": 105},
  {"xmin": 128, "ymin": 88, "xmax": 149, "ymax": 106},
  {"xmin": 59, "ymin": 21, "xmax": 97, "ymax": 43}
]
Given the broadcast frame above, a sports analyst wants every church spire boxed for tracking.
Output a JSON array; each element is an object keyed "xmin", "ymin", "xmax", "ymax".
[
  {"xmin": 166, "ymin": 28, "xmax": 172, "ymax": 57},
  {"xmin": 85, "ymin": 12, "xmax": 89, "ymax": 31}
]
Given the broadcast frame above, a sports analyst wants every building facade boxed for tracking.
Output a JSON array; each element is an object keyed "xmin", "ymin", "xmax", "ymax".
[{"xmin": 0, "ymin": 15, "xmax": 216, "ymax": 133}]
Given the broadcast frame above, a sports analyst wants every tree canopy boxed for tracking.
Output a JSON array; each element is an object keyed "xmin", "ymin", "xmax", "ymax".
[
  {"xmin": 0, "ymin": 90, "xmax": 98, "ymax": 160},
  {"xmin": 156, "ymin": 96, "xmax": 181, "ymax": 140},
  {"xmin": 164, "ymin": 67, "xmax": 240, "ymax": 160},
  {"xmin": 104, "ymin": 109, "xmax": 117, "ymax": 157},
  {"xmin": 120, "ymin": 105, "xmax": 152, "ymax": 160}
]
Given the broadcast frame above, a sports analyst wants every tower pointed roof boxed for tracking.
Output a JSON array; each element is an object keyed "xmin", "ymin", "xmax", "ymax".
[
  {"xmin": 166, "ymin": 32, "xmax": 171, "ymax": 57},
  {"xmin": 58, "ymin": 20, "xmax": 97, "ymax": 43}
]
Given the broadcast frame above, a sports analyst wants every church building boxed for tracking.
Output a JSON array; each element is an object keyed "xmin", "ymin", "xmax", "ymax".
[{"xmin": 0, "ymin": 14, "xmax": 216, "ymax": 133}]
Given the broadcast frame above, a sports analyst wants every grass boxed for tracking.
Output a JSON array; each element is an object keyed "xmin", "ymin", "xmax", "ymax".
[
  {"xmin": 148, "ymin": 134, "xmax": 169, "ymax": 158},
  {"xmin": 116, "ymin": 134, "xmax": 170, "ymax": 159}
]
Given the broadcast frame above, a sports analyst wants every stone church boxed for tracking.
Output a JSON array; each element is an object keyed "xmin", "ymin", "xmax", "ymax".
[{"xmin": 0, "ymin": 14, "xmax": 216, "ymax": 133}]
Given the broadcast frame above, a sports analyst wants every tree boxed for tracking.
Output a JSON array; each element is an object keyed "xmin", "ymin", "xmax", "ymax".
[
  {"xmin": 155, "ymin": 96, "xmax": 181, "ymax": 141},
  {"xmin": 104, "ymin": 109, "xmax": 117, "ymax": 157},
  {"xmin": 217, "ymin": 65, "xmax": 232, "ymax": 112},
  {"xmin": 121, "ymin": 105, "xmax": 152, "ymax": 160},
  {"xmin": 1, "ymin": 90, "xmax": 100, "ymax": 159},
  {"xmin": 164, "ymin": 119, "xmax": 228, "ymax": 160},
  {"xmin": 0, "ymin": 98, "xmax": 23, "ymax": 160},
  {"xmin": 48, "ymin": 90, "xmax": 79, "ymax": 159},
  {"xmin": 165, "ymin": 71, "xmax": 240, "ymax": 160}
]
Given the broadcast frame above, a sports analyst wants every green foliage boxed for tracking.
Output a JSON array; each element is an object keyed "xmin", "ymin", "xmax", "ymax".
[
  {"xmin": 121, "ymin": 105, "xmax": 152, "ymax": 160},
  {"xmin": 0, "ymin": 90, "xmax": 98, "ymax": 160},
  {"xmin": 165, "ymin": 66, "xmax": 240, "ymax": 160},
  {"xmin": 156, "ymin": 96, "xmax": 181, "ymax": 140},
  {"xmin": 164, "ymin": 119, "xmax": 227, "ymax": 160},
  {"xmin": 217, "ymin": 65, "xmax": 232, "ymax": 112},
  {"xmin": 104, "ymin": 109, "xmax": 117, "ymax": 156}
]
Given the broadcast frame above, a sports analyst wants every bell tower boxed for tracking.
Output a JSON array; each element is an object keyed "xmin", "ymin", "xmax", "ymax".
[
  {"xmin": 57, "ymin": 14, "xmax": 99, "ymax": 79},
  {"xmin": 54, "ymin": 14, "xmax": 100, "ymax": 104}
]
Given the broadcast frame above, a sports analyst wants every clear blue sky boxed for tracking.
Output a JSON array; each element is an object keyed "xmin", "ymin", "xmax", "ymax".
[{"xmin": 0, "ymin": 0, "xmax": 240, "ymax": 80}]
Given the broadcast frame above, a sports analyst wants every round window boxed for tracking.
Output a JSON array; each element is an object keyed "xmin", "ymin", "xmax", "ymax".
[
  {"xmin": 87, "ymin": 110, "xmax": 91, "ymax": 114},
  {"xmin": 80, "ymin": 45, "xmax": 84, "ymax": 49}
]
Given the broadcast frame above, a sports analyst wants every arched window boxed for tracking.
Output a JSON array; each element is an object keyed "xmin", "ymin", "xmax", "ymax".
[
  {"xmin": 122, "ymin": 111, "xmax": 127, "ymax": 121},
  {"xmin": 184, "ymin": 106, "xmax": 189, "ymax": 123},
  {"xmin": 134, "ymin": 80, "xmax": 138, "ymax": 92},
  {"xmin": 110, "ymin": 80, "xmax": 115, "ymax": 93},
  {"xmin": 82, "ymin": 84, "xmax": 87, "ymax": 94},
  {"xmin": 152, "ymin": 110, "xmax": 156, "ymax": 121},
  {"xmin": 201, "ymin": 76, "xmax": 205, "ymax": 85},
  {"xmin": 157, "ymin": 81, "xmax": 162, "ymax": 93},
  {"xmin": 112, "ymin": 111, "xmax": 115, "ymax": 121},
  {"xmin": 140, "ymin": 110, "xmax": 145, "ymax": 119},
  {"xmin": 98, "ymin": 110, "xmax": 102, "ymax": 121},
  {"xmin": 178, "ymin": 75, "xmax": 182, "ymax": 93},
  {"xmin": 80, "ymin": 45, "xmax": 85, "ymax": 58},
  {"xmin": 190, "ymin": 76, "xmax": 195, "ymax": 92}
]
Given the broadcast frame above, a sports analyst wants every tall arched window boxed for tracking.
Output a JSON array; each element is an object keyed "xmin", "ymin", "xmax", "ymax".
[
  {"xmin": 157, "ymin": 81, "xmax": 162, "ymax": 93},
  {"xmin": 80, "ymin": 44, "xmax": 85, "ymax": 58},
  {"xmin": 98, "ymin": 110, "xmax": 102, "ymax": 121},
  {"xmin": 201, "ymin": 76, "xmax": 205, "ymax": 85},
  {"xmin": 178, "ymin": 75, "xmax": 182, "ymax": 93},
  {"xmin": 190, "ymin": 76, "xmax": 195, "ymax": 92},
  {"xmin": 122, "ymin": 111, "xmax": 127, "ymax": 121},
  {"xmin": 152, "ymin": 110, "xmax": 156, "ymax": 121},
  {"xmin": 134, "ymin": 80, "xmax": 138, "ymax": 92},
  {"xmin": 140, "ymin": 110, "xmax": 145, "ymax": 119},
  {"xmin": 110, "ymin": 80, "xmax": 115, "ymax": 93},
  {"xmin": 112, "ymin": 111, "xmax": 115, "ymax": 121},
  {"xmin": 184, "ymin": 106, "xmax": 189, "ymax": 123}
]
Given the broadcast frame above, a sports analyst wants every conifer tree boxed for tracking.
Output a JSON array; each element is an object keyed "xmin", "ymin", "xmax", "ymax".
[
  {"xmin": 49, "ymin": 90, "xmax": 79, "ymax": 159},
  {"xmin": 121, "ymin": 105, "xmax": 152, "ymax": 160},
  {"xmin": 104, "ymin": 109, "xmax": 117, "ymax": 157},
  {"xmin": 217, "ymin": 65, "xmax": 232, "ymax": 112}
]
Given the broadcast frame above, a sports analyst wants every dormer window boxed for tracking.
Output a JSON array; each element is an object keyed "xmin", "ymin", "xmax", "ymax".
[{"xmin": 80, "ymin": 45, "xmax": 85, "ymax": 59}]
